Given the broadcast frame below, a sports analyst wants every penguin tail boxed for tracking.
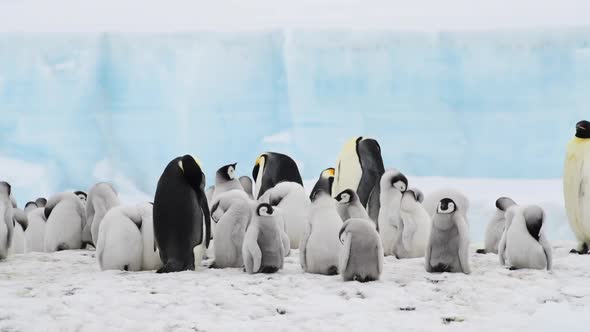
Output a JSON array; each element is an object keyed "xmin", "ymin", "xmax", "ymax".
[
  {"xmin": 475, "ymin": 249, "xmax": 487, "ymax": 254},
  {"xmin": 327, "ymin": 266, "xmax": 339, "ymax": 276},
  {"xmin": 56, "ymin": 243, "xmax": 69, "ymax": 251}
]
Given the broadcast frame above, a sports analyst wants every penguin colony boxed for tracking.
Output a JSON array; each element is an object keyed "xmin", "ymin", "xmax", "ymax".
[{"xmin": 2, "ymin": 121, "xmax": 589, "ymax": 281}]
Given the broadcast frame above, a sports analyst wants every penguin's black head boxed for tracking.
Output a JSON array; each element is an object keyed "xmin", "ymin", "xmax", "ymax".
[
  {"xmin": 180, "ymin": 155, "xmax": 206, "ymax": 191},
  {"xmin": 391, "ymin": 173, "xmax": 408, "ymax": 193},
  {"xmin": 335, "ymin": 189, "xmax": 356, "ymax": 204},
  {"xmin": 74, "ymin": 191, "xmax": 87, "ymax": 202},
  {"xmin": 217, "ymin": 163, "xmax": 238, "ymax": 181},
  {"xmin": 256, "ymin": 203, "xmax": 274, "ymax": 217},
  {"xmin": 576, "ymin": 120, "xmax": 590, "ymax": 139},
  {"xmin": 437, "ymin": 198, "xmax": 457, "ymax": 214},
  {"xmin": 0, "ymin": 181, "xmax": 11, "ymax": 196},
  {"xmin": 35, "ymin": 197, "xmax": 47, "ymax": 207},
  {"xmin": 496, "ymin": 197, "xmax": 516, "ymax": 212},
  {"xmin": 252, "ymin": 154, "xmax": 266, "ymax": 181},
  {"xmin": 25, "ymin": 201, "xmax": 38, "ymax": 209}
]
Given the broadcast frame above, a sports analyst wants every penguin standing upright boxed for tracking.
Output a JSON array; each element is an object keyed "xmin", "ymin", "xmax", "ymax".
[
  {"xmin": 87, "ymin": 182, "xmax": 120, "ymax": 247},
  {"xmin": 242, "ymin": 203, "xmax": 285, "ymax": 274},
  {"xmin": 396, "ymin": 189, "xmax": 431, "ymax": 259},
  {"xmin": 339, "ymin": 218, "xmax": 383, "ymax": 282},
  {"xmin": 564, "ymin": 120, "xmax": 590, "ymax": 254},
  {"xmin": 153, "ymin": 155, "xmax": 210, "ymax": 273},
  {"xmin": 334, "ymin": 189, "xmax": 370, "ymax": 224},
  {"xmin": 211, "ymin": 163, "xmax": 244, "ymax": 201},
  {"xmin": 378, "ymin": 169, "xmax": 408, "ymax": 256},
  {"xmin": 300, "ymin": 190, "xmax": 342, "ymax": 275},
  {"xmin": 25, "ymin": 207, "xmax": 47, "ymax": 253},
  {"xmin": 0, "ymin": 182, "xmax": 14, "ymax": 260},
  {"xmin": 332, "ymin": 137, "xmax": 385, "ymax": 222},
  {"xmin": 252, "ymin": 152, "xmax": 303, "ymax": 199}
]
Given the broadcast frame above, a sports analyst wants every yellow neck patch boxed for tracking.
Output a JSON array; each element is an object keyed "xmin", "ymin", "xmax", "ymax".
[{"xmin": 178, "ymin": 155, "xmax": 203, "ymax": 172}]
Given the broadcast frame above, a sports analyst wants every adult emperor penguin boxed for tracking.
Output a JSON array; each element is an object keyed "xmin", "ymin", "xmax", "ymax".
[
  {"xmin": 25, "ymin": 207, "xmax": 47, "ymax": 253},
  {"xmin": 334, "ymin": 189, "xmax": 370, "ymax": 223},
  {"xmin": 425, "ymin": 198, "xmax": 471, "ymax": 274},
  {"xmin": 339, "ymin": 218, "xmax": 383, "ymax": 282},
  {"xmin": 332, "ymin": 137, "xmax": 385, "ymax": 222},
  {"xmin": 564, "ymin": 120, "xmax": 590, "ymax": 254},
  {"xmin": 209, "ymin": 190, "xmax": 251, "ymax": 268},
  {"xmin": 242, "ymin": 203, "xmax": 285, "ymax": 274},
  {"xmin": 153, "ymin": 155, "xmax": 211, "ymax": 273},
  {"xmin": 476, "ymin": 197, "xmax": 517, "ymax": 254},
  {"xmin": 395, "ymin": 189, "xmax": 431, "ymax": 259},
  {"xmin": 87, "ymin": 182, "xmax": 121, "ymax": 246},
  {"xmin": 252, "ymin": 152, "xmax": 303, "ymax": 199},
  {"xmin": 258, "ymin": 181, "xmax": 310, "ymax": 249},
  {"xmin": 378, "ymin": 169, "xmax": 408, "ymax": 256},
  {"xmin": 96, "ymin": 205, "xmax": 143, "ymax": 271},
  {"xmin": 499, "ymin": 205, "xmax": 552, "ymax": 270},
  {"xmin": 44, "ymin": 192, "xmax": 86, "ymax": 252},
  {"xmin": 300, "ymin": 190, "xmax": 342, "ymax": 275},
  {"xmin": 309, "ymin": 168, "xmax": 335, "ymax": 201},
  {"xmin": 0, "ymin": 182, "xmax": 14, "ymax": 260}
]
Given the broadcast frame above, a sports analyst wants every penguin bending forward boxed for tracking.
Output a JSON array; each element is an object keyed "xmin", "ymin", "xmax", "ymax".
[
  {"xmin": 564, "ymin": 120, "xmax": 590, "ymax": 254},
  {"xmin": 44, "ymin": 192, "xmax": 86, "ymax": 252},
  {"xmin": 476, "ymin": 197, "xmax": 516, "ymax": 254},
  {"xmin": 499, "ymin": 205, "xmax": 552, "ymax": 270},
  {"xmin": 252, "ymin": 152, "xmax": 303, "ymax": 199},
  {"xmin": 87, "ymin": 182, "xmax": 121, "ymax": 247},
  {"xmin": 309, "ymin": 168, "xmax": 335, "ymax": 201},
  {"xmin": 153, "ymin": 155, "xmax": 211, "ymax": 273}
]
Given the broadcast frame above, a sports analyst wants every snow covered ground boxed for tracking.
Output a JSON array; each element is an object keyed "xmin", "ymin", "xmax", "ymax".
[
  {"xmin": 0, "ymin": 243, "xmax": 589, "ymax": 332},
  {"xmin": 0, "ymin": 176, "xmax": 584, "ymax": 331}
]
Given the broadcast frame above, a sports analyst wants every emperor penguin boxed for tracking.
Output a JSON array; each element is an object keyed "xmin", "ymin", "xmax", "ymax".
[
  {"xmin": 87, "ymin": 182, "xmax": 121, "ymax": 247},
  {"xmin": 499, "ymin": 205, "xmax": 552, "ymax": 270},
  {"xmin": 258, "ymin": 181, "xmax": 310, "ymax": 249},
  {"xmin": 378, "ymin": 169, "xmax": 408, "ymax": 256},
  {"xmin": 425, "ymin": 198, "xmax": 471, "ymax": 274},
  {"xmin": 44, "ymin": 192, "xmax": 86, "ymax": 252},
  {"xmin": 299, "ymin": 190, "xmax": 342, "ymax": 275},
  {"xmin": 338, "ymin": 218, "xmax": 383, "ymax": 282},
  {"xmin": 35, "ymin": 197, "xmax": 47, "ymax": 207},
  {"xmin": 96, "ymin": 205, "xmax": 143, "ymax": 271},
  {"xmin": 242, "ymin": 203, "xmax": 285, "ymax": 274},
  {"xmin": 476, "ymin": 197, "xmax": 517, "ymax": 254},
  {"xmin": 137, "ymin": 202, "xmax": 162, "ymax": 271},
  {"xmin": 395, "ymin": 189, "xmax": 431, "ymax": 259},
  {"xmin": 10, "ymin": 206, "xmax": 29, "ymax": 254},
  {"xmin": 252, "ymin": 152, "xmax": 303, "ymax": 199},
  {"xmin": 211, "ymin": 163, "xmax": 244, "ymax": 201},
  {"xmin": 25, "ymin": 207, "xmax": 47, "ymax": 253},
  {"xmin": 334, "ymin": 189, "xmax": 370, "ymax": 223},
  {"xmin": 309, "ymin": 168, "xmax": 335, "ymax": 200},
  {"xmin": 423, "ymin": 189, "xmax": 470, "ymax": 222},
  {"xmin": 332, "ymin": 137, "xmax": 385, "ymax": 222},
  {"xmin": 209, "ymin": 190, "xmax": 252, "ymax": 268},
  {"xmin": 0, "ymin": 182, "xmax": 14, "ymax": 260},
  {"xmin": 74, "ymin": 191, "xmax": 87, "ymax": 206},
  {"xmin": 239, "ymin": 176, "xmax": 255, "ymax": 200},
  {"xmin": 563, "ymin": 120, "xmax": 590, "ymax": 254},
  {"xmin": 153, "ymin": 155, "xmax": 211, "ymax": 273}
]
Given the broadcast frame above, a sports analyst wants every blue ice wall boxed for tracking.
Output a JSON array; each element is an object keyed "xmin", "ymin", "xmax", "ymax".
[{"xmin": 1, "ymin": 29, "xmax": 589, "ymax": 197}]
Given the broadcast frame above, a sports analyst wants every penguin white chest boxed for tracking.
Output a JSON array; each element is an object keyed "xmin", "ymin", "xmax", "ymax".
[{"xmin": 564, "ymin": 138, "xmax": 590, "ymax": 242}]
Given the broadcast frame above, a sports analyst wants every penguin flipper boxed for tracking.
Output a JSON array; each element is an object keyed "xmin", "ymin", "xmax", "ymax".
[
  {"xmin": 455, "ymin": 214, "xmax": 471, "ymax": 274},
  {"xmin": 299, "ymin": 221, "xmax": 312, "ymax": 270},
  {"xmin": 339, "ymin": 232, "xmax": 352, "ymax": 275},
  {"xmin": 199, "ymin": 194, "xmax": 211, "ymax": 248},
  {"xmin": 539, "ymin": 233, "xmax": 553, "ymax": 270},
  {"xmin": 243, "ymin": 224, "xmax": 261, "ymax": 274},
  {"xmin": 366, "ymin": 184, "xmax": 381, "ymax": 231}
]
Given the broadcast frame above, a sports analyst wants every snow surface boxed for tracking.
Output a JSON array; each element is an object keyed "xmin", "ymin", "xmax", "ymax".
[{"xmin": 0, "ymin": 244, "xmax": 589, "ymax": 332}]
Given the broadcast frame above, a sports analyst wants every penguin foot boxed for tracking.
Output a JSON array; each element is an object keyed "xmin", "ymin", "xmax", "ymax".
[
  {"xmin": 570, "ymin": 243, "xmax": 589, "ymax": 255},
  {"xmin": 475, "ymin": 249, "xmax": 487, "ymax": 254},
  {"xmin": 326, "ymin": 266, "xmax": 339, "ymax": 276},
  {"xmin": 508, "ymin": 266, "xmax": 519, "ymax": 271},
  {"xmin": 352, "ymin": 274, "xmax": 376, "ymax": 283},
  {"xmin": 259, "ymin": 266, "xmax": 279, "ymax": 274}
]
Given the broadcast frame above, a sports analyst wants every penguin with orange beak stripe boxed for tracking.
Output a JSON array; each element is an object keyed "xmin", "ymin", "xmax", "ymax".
[
  {"xmin": 252, "ymin": 152, "xmax": 303, "ymax": 199},
  {"xmin": 309, "ymin": 168, "xmax": 335, "ymax": 200}
]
